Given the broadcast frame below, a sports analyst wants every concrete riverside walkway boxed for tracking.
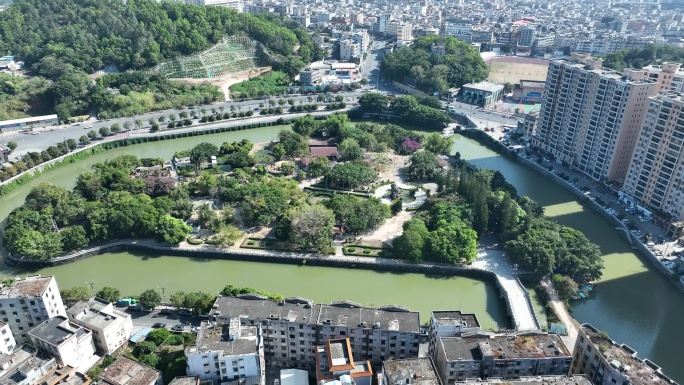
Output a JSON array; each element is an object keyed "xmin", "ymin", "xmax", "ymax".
[{"xmin": 9, "ymin": 238, "xmax": 541, "ymax": 332}]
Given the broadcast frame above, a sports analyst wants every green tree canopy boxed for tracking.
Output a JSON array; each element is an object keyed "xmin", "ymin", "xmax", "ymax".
[
  {"xmin": 289, "ymin": 204, "xmax": 334, "ymax": 250},
  {"xmin": 358, "ymin": 92, "xmax": 388, "ymax": 112},
  {"xmin": 139, "ymin": 289, "xmax": 162, "ymax": 309},
  {"xmin": 95, "ymin": 286, "xmax": 121, "ymax": 303}
]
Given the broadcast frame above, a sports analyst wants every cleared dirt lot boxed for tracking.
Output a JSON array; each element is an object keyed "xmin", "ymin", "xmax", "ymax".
[{"xmin": 486, "ymin": 57, "xmax": 548, "ymax": 84}]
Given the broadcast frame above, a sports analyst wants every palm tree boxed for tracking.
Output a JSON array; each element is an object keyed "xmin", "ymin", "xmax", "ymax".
[
  {"xmin": 219, "ymin": 106, "xmax": 225, "ymax": 114},
  {"xmin": 200, "ymin": 109, "xmax": 207, "ymax": 118},
  {"xmin": 211, "ymin": 108, "xmax": 217, "ymax": 114},
  {"xmin": 169, "ymin": 114, "xmax": 177, "ymax": 122},
  {"xmin": 123, "ymin": 121, "xmax": 132, "ymax": 131},
  {"xmin": 259, "ymin": 102, "xmax": 264, "ymax": 108},
  {"xmin": 158, "ymin": 115, "xmax": 166, "ymax": 124},
  {"xmin": 230, "ymin": 105, "xmax": 235, "ymax": 113},
  {"xmin": 135, "ymin": 119, "xmax": 143, "ymax": 130},
  {"xmin": 268, "ymin": 99, "xmax": 276, "ymax": 107},
  {"xmin": 180, "ymin": 111, "xmax": 189, "ymax": 119},
  {"xmin": 192, "ymin": 111, "xmax": 199, "ymax": 119},
  {"xmin": 307, "ymin": 96, "xmax": 313, "ymax": 103}
]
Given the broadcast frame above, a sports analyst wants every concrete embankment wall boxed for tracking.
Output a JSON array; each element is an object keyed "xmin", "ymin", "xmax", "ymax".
[{"xmin": 6, "ymin": 241, "xmax": 536, "ymax": 330}]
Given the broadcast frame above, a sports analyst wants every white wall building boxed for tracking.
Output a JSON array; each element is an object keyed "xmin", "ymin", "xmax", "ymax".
[
  {"xmin": 28, "ymin": 316, "xmax": 97, "ymax": 370},
  {"xmin": 66, "ymin": 298, "xmax": 133, "ymax": 355},
  {"xmin": 340, "ymin": 39, "xmax": 361, "ymax": 61},
  {"xmin": 0, "ymin": 322, "xmax": 16, "ymax": 354},
  {"xmin": 185, "ymin": 319, "xmax": 264, "ymax": 385},
  {"xmin": 184, "ymin": 0, "xmax": 242, "ymax": 12},
  {"xmin": 0, "ymin": 344, "xmax": 57, "ymax": 385},
  {"xmin": 387, "ymin": 21, "xmax": 413, "ymax": 42},
  {"xmin": 0, "ymin": 276, "xmax": 66, "ymax": 345},
  {"xmin": 427, "ymin": 311, "xmax": 481, "ymax": 359}
]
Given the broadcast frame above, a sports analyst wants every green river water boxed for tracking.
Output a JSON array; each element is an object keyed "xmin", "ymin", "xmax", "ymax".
[{"xmin": 0, "ymin": 127, "xmax": 682, "ymax": 382}]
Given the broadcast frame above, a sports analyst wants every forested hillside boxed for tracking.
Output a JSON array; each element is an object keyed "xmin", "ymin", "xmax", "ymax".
[
  {"xmin": 0, "ymin": 0, "xmax": 323, "ymax": 120},
  {"xmin": 380, "ymin": 36, "xmax": 488, "ymax": 93},
  {"xmin": 603, "ymin": 44, "xmax": 684, "ymax": 70},
  {"xmin": 0, "ymin": 0, "xmax": 322, "ymax": 75}
]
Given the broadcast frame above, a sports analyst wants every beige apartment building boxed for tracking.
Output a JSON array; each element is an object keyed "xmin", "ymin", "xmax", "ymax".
[
  {"xmin": 623, "ymin": 93, "xmax": 684, "ymax": 220},
  {"xmin": 534, "ymin": 54, "xmax": 658, "ymax": 183}
]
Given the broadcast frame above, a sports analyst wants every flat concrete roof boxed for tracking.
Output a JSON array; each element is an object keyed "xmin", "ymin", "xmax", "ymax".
[
  {"xmin": 0, "ymin": 275, "xmax": 53, "ymax": 299},
  {"xmin": 382, "ymin": 358, "xmax": 442, "ymax": 385},
  {"xmin": 432, "ymin": 311, "xmax": 480, "ymax": 328},
  {"xmin": 463, "ymin": 81, "xmax": 504, "ymax": 93}
]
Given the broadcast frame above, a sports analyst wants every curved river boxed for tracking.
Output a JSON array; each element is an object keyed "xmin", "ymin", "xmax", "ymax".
[{"xmin": 0, "ymin": 126, "xmax": 682, "ymax": 382}]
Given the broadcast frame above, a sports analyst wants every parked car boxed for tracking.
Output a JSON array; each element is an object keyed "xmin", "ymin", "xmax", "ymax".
[
  {"xmin": 171, "ymin": 324, "xmax": 184, "ymax": 332},
  {"xmin": 152, "ymin": 323, "xmax": 166, "ymax": 329},
  {"xmin": 178, "ymin": 309, "xmax": 193, "ymax": 316}
]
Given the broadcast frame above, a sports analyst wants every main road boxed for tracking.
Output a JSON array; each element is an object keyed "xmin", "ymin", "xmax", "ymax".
[{"xmin": 0, "ymin": 46, "xmax": 516, "ymax": 158}]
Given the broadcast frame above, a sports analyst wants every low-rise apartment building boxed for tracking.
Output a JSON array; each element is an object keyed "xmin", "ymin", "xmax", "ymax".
[
  {"xmin": 434, "ymin": 332, "xmax": 573, "ymax": 383},
  {"xmin": 0, "ymin": 344, "xmax": 57, "ymax": 385},
  {"xmin": 185, "ymin": 319, "xmax": 265, "ymax": 385},
  {"xmin": 427, "ymin": 311, "xmax": 481, "ymax": 358},
  {"xmin": 0, "ymin": 275, "xmax": 67, "ymax": 345},
  {"xmin": 209, "ymin": 296, "xmax": 421, "ymax": 369},
  {"xmin": 571, "ymin": 324, "xmax": 679, "ymax": 385},
  {"xmin": 66, "ymin": 298, "xmax": 133, "ymax": 355},
  {"xmin": 100, "ymin": 356, "xmax": 162, "ymax": 385},
  {"xmin": 340, "ymin": 40, "xmax": 361, "ymax": 61},
  {"xmin": 28, "ymin": 316, "xmax": 97, "ymax": 370}
]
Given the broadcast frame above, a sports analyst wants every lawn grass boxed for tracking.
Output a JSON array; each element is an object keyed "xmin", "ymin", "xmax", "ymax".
[{"xmin": 229, "ymin": 71, "xmax": 289, "ymax": 98}]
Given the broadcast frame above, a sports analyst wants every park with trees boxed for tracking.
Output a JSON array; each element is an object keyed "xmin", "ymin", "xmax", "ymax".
[{"xmin": 380, "ymin": 36, "xmax": 489, "ymax": 94}]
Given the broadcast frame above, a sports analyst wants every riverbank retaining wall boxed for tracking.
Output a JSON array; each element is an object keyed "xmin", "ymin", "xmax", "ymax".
[
  {"xmin": 6, "ymin": 240, "xmax": 539, "ymax": 331},
  {"xmin": 463, "ymin": 132, "xmax": 684, "ymax": 296}
]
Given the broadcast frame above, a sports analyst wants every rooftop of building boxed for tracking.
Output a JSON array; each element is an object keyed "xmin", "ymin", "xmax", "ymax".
[
  {"xmin": 382, "ymin": 357, "xmax": 442, "ymax": 385},
  {"xmin": 29, "ymin": 316, "xmax": 90, "ymax": 346},
  {"xmin": 68, "ymin": 298, "xmax": 128, "ymax": 329},
  {"xmin": 168, "ymin": 376, "xmax": 200, "ymax": 385},
  {"xmin": 0, "ymin": 344, "xmax": 57, "ymax": 385},
  {"xmin": 327, "ymin": 339, "xmax": 353, "ymax": 370},
  {"xmin": 100, "ymin": 356, "xmax": 161, "ymax": 385},
  {"xmin": 188, "ymin": 321, "xmax": 259, "ymax": 356},
  {"xmin": 35, "ymin": 365, "xmax": 92, "ymax": 385},
  {"xmin": 210, "ymin": 296, "xmax": 420, "ymax": 332},
  {"xmin": 580, "ymin": 324, "xmax": 678, "ymax": 385},
  {"xmin": 440, "ymin": 333, "xmax": 571, "ymax": 361},
  {"xmin": 463, "ymin": 81, "xmax": 504, "ymax": 92},
  {"xmin": 0, "ymin": 275, "xmax": 54, "ymax": 299},
  {"xmin": 520, "ymin": 79, "xmax": 546, "ymax": 88},
  {"xmin": 431, "ymin": 311, "xmax": 480, "ymax": 329},
  {"xmin": 460, "ymin": 375, "xmax": 592, "ymax": 385}
]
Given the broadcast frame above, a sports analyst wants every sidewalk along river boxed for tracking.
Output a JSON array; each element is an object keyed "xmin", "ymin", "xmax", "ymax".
[
  {"xmin": 0, "ymin": 124, "xmax": 513, "ymax": 329},
  {"xmin": 452, "ymin": 134, "xmax": 684, "ymax": 384}
]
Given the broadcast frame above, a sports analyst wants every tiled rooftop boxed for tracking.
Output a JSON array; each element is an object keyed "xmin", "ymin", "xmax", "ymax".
[{"xmin": 100, "ymin": 356, "xmax": 161, "ymax": 385}]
